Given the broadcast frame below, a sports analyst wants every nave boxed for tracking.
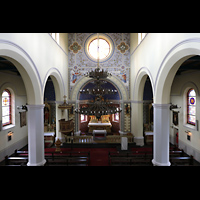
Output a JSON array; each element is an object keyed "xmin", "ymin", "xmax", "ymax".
[{"xmin": 1, "ymin": 143, "xmax": 200, "ymax": 166}]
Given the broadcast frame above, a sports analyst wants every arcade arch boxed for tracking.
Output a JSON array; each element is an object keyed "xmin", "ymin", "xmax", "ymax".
[
  {"xmin": 131, "ymin": 69, "xmax": 154, "ymax": 146},
  {"xmin": 152, "ymin": 40, "xmax": 200, "ymax": 166}
]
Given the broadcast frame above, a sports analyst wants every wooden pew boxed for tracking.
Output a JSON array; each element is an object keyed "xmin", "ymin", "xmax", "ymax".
[
  {"xmin": 44, "ymin": 151, "xmax": 90, "ymax": 163},
  {"xmin": 170, "ymin": 156, "xmax": 193, "ymax": 166},
  {"xmin": 5, "ymin": 156, "xmax": 28, "ymax": 166},
  {"xmin": 109, "ymin": 149, "xmax": 186, "ymax": 166},
  {"xmin": 14, "ymin": 149, "xmax": 28, "ymax": 156},
  {"xmin": 45, "ymin": 151, "xmax": 90, "ymax": 166},
  {"xmin": 14, "ymin": 149, "xmax": 90, "ymax": 161},
  {"xmin": 11, "ymin": 149, "xmax": 90, "ymax": 166},
  {"xmin": 110, "ymin": 157, "xmax": 152, "ymax": 166},
  {"xmin": 45, "ymin": 156, "xmax": 89, "ymax": 166}
]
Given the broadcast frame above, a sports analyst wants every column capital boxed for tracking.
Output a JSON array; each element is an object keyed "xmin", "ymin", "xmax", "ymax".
[
  {"xmin": 152, "ymin": 103, "xmax": 170, "ymax": 109},
  {"xmin": 27, "ymin": 104, "xmax": 45, "ymax": 110}
]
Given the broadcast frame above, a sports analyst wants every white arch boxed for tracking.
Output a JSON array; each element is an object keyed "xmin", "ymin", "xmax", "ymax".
[
  {"xmin": 155, "ymin": 38, "xmax": 200, "ymax": 104},
  {"xmin": 0, "ymin": 40, "xmax": 42, "ymax": 104},
  {"xmin": 43, "ymin": 68, "xmax": 65, "ymax": 101},
  {"xmin": 133, "ymin": 67, "xmax": 154, "ymax": 101}
]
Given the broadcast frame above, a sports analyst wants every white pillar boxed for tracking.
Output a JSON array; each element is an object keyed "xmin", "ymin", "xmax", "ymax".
[
  {"xmin": 131, "ymin": 102, "xmax": 144, "ymax": 146},
  {"xmin": 152, "ymin": 103, "xmax": 171, "ymax": 166},
  {"xmin": 27, "ymin": 104, "xmax": 46, "ymax": 166},
  {"xmin": 55, "ymin": 103, "xmax": 62, "ymax": 141}
]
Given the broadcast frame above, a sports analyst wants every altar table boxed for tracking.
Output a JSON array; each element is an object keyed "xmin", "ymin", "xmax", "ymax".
[
  {"xmin": 88, "ymin": 122, "xmax": 112, "ymax": 133},
  {"xmin": 93, "ymin": 130, "xmax": 107, "ymax": 140}
]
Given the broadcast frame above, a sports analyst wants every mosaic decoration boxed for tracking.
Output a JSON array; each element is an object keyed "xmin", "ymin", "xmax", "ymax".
[
  {"xmin": 69, "ymin": 42, "xmax": 81, "ymax": 54},
  {"xmin": 68, "ymin": 33, "xmax": 130, "ymax": 99},
  {"xmin": 117, "ymin": 41, "xmax": 129, "ymax": 54}
]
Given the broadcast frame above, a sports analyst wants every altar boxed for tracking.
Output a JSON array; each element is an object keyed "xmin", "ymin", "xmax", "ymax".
[
  {"xmin": 88, "ymin": 122, "xmax": 112, "ymax": 133},
  {"xmin": 88, "ymin": 115, "xmax": 112, "ymax": 133}
]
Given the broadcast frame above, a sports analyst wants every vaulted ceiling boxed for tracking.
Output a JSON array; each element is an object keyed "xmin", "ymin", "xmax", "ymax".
[
  {"xmin": 176, "ymin": 55, "xmax": 200, "ymax": 76},
  {"xmin": 0, "ymin": 57, "xmax": 20, "ymax": 76}
]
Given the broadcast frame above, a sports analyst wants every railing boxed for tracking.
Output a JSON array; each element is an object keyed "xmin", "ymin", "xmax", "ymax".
[
  {"xmin": 107, "ymin": 135, "xmax": 134, "ymax": 143},
  {"xmin": 65, "ymin": 135, "xmax": 134, "ymax": 144}
]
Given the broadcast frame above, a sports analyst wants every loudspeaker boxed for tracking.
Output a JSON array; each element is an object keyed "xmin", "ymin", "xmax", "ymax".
[
  {"xmin": 0, "ymin": 120, "xmax": 2, "ymax": 131},
  {"xmin": 196, "ymin": 120, "xmax": 199, "ymax": 131}
]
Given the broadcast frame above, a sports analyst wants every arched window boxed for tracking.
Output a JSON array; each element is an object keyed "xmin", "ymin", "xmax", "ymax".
[
  {"xmin": 187, "ymin": 88, "xmax": 196, "ymax": 126},
  {"xmin": 2, "ymin": 89, "xmax": 12, "ymax": 126}
]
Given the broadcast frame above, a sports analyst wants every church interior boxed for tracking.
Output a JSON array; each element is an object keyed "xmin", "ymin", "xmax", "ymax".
[{"xmin": 1, "ymin": 33, "xmax": 200, "ymax": 166}]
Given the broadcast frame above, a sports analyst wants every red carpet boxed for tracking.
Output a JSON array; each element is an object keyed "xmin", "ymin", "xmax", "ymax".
[{"xmin": 89, "ymin": 148, "xmax": 116, "ymax": 166}]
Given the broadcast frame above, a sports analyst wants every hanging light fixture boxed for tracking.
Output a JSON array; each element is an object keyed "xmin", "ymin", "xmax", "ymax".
[{"xmin": 75, "ymin": 33, "xmax": 122, "ymax": 120}]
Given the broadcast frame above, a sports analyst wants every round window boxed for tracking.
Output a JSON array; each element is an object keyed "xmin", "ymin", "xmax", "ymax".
[
  {"xmin": 88, "ymin": 38, "xmax": 110, "ymax": 60},
  {"xmin": 84, "ymin": 33, "xmax": 114, "ymax": 63}
]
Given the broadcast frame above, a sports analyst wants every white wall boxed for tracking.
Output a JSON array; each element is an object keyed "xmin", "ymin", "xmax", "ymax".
[
  {"xmin": 0, "ymin": 33, "xmax": 68, "ymax": 103},
  {"xmin": 0, "ymin": 72, "xmax": 27, "ymax": 161},
  {"xmin": 170, "ymin": 71, "xmax": 200, "ymax": 162}
]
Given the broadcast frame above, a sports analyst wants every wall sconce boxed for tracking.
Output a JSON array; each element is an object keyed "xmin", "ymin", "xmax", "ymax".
[
  {"xmin": 185, "ymin": 130, "xmax": 192, "ymax": 141},
  {"xmin": 17, "ymin": 104, "xmax": 28, "ymax": 112},
  {"xmin": 170, "ymin": 103, "xmax": 181, "ymax": 111},
  {"xmin": 7, "ymin": 131, "xmax": 13, "ymax": 141}
]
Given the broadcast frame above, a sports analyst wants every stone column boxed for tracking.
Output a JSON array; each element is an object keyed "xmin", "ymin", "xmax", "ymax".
[
  {"xmin": 27, "ymin": 104, "xmax": 46, "ymax": 166},
  {"xmin": 152, "ymin": 103, "xmax": 171, "ymax": 166},
  {"xmin": 131, "ymin": 101, "xmax": 144, "ymax": 146}
]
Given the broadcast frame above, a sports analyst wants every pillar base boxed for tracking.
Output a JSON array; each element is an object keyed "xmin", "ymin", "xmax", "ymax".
[
  {"xmin": 27, "ymin": 159, "xmax": 46, "ymax": 166},
  {"xmin": 152, "ymin": 159, "xmax": 171, "ymax": 166}
]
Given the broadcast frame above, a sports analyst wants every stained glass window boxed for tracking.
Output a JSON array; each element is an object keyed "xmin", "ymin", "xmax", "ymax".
[
  {"xmin": 2, "ymin": 89, "xmax": 12, "ymax": 126},
  {"xmin": 187, "ymin": 88, "xmax": 196, "ymax": 125}
]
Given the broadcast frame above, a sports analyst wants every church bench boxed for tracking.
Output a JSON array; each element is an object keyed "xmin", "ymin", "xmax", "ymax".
[
  {"xmin": 14, "ymin": 149, "xmax": 90, "ymax": 161},
  {"xmin": 44, "ymin": 151, "xmax": 90, "ymax": 162},
  {"xmin": 14, "ymin": 149, "xmax": 28, "ymax": 156},
  {"xmin": 170, "ymin": 150, "xmax": 184, "ymax": 157},
  {"xmin": 170, "ymin": 156, "xmax": 193, "ymax": 166},
  {"xmin": 109, "ymin": 150, "xmax": 186, "ymax": 166},
  {"xmin": 5, "ymin": 156, "xmax": 28, "ymax": 166},
  {"xmin": 45, "ymin": 156, "xmax": 89, "ymax": 166},
  {"xmin": 109, "ymin": 151, "xmax": 153, "ymax": 161},
  {"xmin": 109, "ymin": 150, "xmax": 184, "ymax": 159},
  {"xmin": 110, "ymin": 157, "xmax": 152, "ymax": 166}
]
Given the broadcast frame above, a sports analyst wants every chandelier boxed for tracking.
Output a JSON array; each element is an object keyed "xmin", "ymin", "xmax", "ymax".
[{"xmin": 75, "ymin": 33, "xmax": 122, "ymax": 120}]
